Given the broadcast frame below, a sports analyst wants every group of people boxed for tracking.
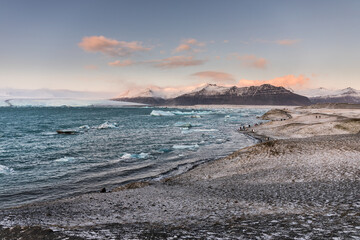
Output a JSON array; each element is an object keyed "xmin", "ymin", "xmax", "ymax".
[
  {"xmin": 238, "ymin": 125, "xmax": 249, "ymax": 131},
  {"xmin": 238, "ymin": 123, "xmax": 261, "ymax": 132}
]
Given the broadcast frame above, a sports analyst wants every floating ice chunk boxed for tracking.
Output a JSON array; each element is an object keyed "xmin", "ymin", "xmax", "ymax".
[
  {"xmin": 150, "ymin": 110, "xmax": 175, "ymax": 116},
  {"xmin": 121, "ymin": 153, "xmax": 133, "ymax": 159},
  {"xmin": 0, "ymin": 165, "xmax": 14, "ymax": 175},
  {"xmin": 54, "ymin": 157, "xmax": 75, "ymax": 162},
  {"xmin": 138, "ymin": 152, "xmax": 149, "ymax": 159},
  {"xmin": 215, "ymin": 139, "xmax": 226, "ymax": 144},
  {"xmin": 225, "ymin": 115, "xmax": 230, "ymax": 118},
  {"xmin": 190, "ymin": 115, "xmax": 202, "ymax": 118},
  {"xmin": 199, "ymin": 140, "xmax": 206, "ymax": 145},
  {"xmin": 172, "ymin": 144, "xmax": 199, "ymax": 150},
  {"xmin": 97, "ymin": 121, "xmax": 118, "ymax": 129}
]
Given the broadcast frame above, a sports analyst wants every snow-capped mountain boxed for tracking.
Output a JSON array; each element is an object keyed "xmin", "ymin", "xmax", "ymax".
[
  {"xmin": 296, "ymin": 87, "xmax": 360, "ymax": 104},
  {"xmin": 119, "ymin": 87, "xmax": 183, "ymax": 99},
  {"xmin": 115, "ymin": 84, "xmax": 311, "ymax": 106},
  {"xmin": 115, "ymin": 84, "xmax": 210, "ymax": 104}
]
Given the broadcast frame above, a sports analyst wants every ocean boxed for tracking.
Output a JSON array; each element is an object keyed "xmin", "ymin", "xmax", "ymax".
[{"xmin": 0, "ymin": 103, "xmax": 268, "ymax": 209}]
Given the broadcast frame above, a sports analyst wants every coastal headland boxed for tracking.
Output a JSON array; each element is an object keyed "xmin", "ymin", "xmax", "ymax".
[{"xmin": 1, "ymin": 104, "xmax": 359, "ymax": 239}]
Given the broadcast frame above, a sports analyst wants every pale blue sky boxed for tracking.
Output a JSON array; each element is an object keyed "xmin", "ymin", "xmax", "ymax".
[{"xmin": 1, "ymin": 0, "xmax": 359, "ymax": 92}]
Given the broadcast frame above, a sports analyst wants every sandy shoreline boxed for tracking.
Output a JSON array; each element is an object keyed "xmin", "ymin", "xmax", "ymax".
[{"xmin": 1, "ymin": 106, "xmax": 360, "ymax": 239}]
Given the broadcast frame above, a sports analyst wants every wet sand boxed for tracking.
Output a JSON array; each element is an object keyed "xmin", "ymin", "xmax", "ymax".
[{"xmin": 1, "ymin": 108, "xmax": 360, "ymax": 239}]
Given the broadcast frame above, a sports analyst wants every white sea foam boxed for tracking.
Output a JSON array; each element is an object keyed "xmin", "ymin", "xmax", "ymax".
[
  {"xmin": 174, "ymin": 122, "xmax": 202, "ymax": 128},
  {"xmin": 121, "ymin": 152, "xmax": 149, "ymax": 159},
  {"xmin": 0, "ymin": 165, "xmax": 15, "ymax": 174},
  {"xmin": 54, "ymin": 157, "xmax": 76, "ymax": 162},
  {"xmin": 41, "ymin": 131, "xmax": 58, "ymax": 136},
  {"xmin": 150, "ymin": 110, "xmax": 175, "ymax": 116},
  {"xmin": 150, "ymin": 110, "xmax": 212, "ymax": 117},
  {"xmin": 181, "ymin": 128, "xmax": 218, "ymax": 134},
  {"xmin": 172, "ymin": 144, "xmax": 199, "ymax": 150},
  {"xmin": 79, "ymin": 125, "xmax": 90, "ymax": 130},
  {"xmin": 193, "ymin": 129, "xmax": 218, "ymax": 132},
  {"xmin": 97, "ymin": 121, "xmax": 118, "ymax": 129}
]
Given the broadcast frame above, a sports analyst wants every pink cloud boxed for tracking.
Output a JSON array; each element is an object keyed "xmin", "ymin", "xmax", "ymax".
[
  {"xmin": 153, "ymin": 56, "xmax": 206, "ymax": 68},
  {"xmin": 192, "ymin": 71, "xmax": 236, "ymax": 84},
  {"xmin": 174, "ymin": 38, "xmax": 205, "ymax": 53},
  {"xmin": 78, "ymin": 36, "xmax": 151, "ymax": 57},
  {"xmin": 238, "ymin": 74, "xmax": 310, "ymax": 89},
  {"xmin": 175, "ymin": 44, "xmax": 191, "ymax": 52},
  {"xmin": 276, "ymin": 39, "xmax": 300, "ymax": 45},
  {"xmin": 108, "ymin": 60, "xmax": 134, "ymax": 67}
]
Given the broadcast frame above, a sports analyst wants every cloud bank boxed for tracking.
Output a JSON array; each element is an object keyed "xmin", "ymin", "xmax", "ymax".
[
  {"xmin": 192, "ymin": 71, "xmax": 236, "ymax": 84},
  {"xmin": 153, "ymin": 56, "xmax": 206, "ymax": 68},
  {"xmin": 78, "ymin": 36, "xmax": 150, "ymax": 57},
  {"xmin": 174, "ymin": 38, "xmax": 205, "ymax": 53},
  {"xmin": 238, "ymin": 74, "xmax": 309, "ymax": 88},
  {"xmin": 108, "ymin": 60, "xmax": 135, "ymax": 67}
]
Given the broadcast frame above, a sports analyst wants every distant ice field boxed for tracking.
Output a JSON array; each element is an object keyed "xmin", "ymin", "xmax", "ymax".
[{"xmin": 0, "ymin": 104, "xmax": 268, "ymax": 208}]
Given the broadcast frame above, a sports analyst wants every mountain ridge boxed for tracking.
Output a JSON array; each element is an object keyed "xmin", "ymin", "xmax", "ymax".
[
  {"xmin": 295, "ymin": 87, "xmax": 360, "ymax": 104},
  {"xmin": 114, "ymin": 84, "xmax": 312, "ymax": 106}
]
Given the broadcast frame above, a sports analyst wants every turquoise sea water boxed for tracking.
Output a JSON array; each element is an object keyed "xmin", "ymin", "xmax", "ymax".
[{"xmin": 0, "ymin": 105, "xmax": 268, "ymax": 209}]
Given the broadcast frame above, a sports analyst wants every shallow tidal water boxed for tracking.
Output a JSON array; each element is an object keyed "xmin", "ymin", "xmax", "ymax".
[{"xmin": 0, "ymin": 105, "xmax": 268, "ymax": 208}]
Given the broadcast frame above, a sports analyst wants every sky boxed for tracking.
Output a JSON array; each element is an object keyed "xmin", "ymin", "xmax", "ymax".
[{"xmin": 1, "ymin": 0, "xmax": 360, "ymax": 95}]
